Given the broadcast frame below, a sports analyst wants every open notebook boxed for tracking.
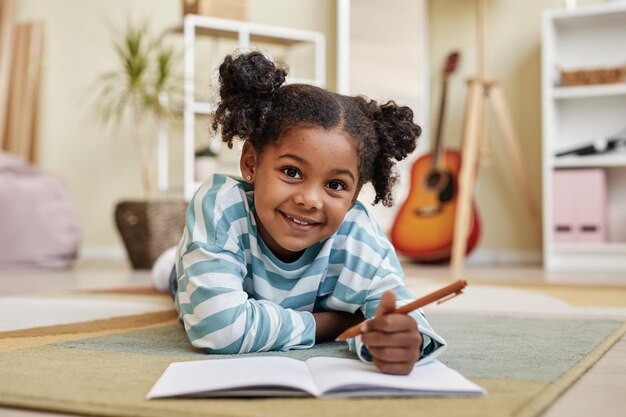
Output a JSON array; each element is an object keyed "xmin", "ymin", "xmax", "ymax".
[{"xmin": 147, "ymin": 356, "xmax": 486, "ymax": 398}]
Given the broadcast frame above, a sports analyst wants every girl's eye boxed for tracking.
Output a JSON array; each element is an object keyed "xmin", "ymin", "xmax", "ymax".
[
  {"xmin": 282, "ymin": 167, "xmax": 301, "ymax": 179},
  {"xmin": 327, "ymin": 181, "xmax": 345, "ymax": 191}
]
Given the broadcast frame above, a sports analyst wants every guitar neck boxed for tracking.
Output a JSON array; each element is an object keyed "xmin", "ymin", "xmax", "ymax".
[{"xmin": 432, "ymin": 79, "xmax": 449, "ymax": 170}]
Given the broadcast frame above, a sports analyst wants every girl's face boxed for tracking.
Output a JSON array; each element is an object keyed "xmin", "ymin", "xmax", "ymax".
[{"xmin": 241, "ymin": 127, "xmax": 360, "ymax": 263}]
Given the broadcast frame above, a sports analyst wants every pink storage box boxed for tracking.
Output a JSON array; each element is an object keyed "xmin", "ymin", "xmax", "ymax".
[{"xmin": 552, "ymin": 169, "xmax": 607, "ymax": 243}]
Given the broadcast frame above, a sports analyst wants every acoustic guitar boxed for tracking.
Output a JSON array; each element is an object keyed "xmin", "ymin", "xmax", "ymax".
[{"xmin": 390, "ymin": 51, "xmax": 480, "ymax": 262}]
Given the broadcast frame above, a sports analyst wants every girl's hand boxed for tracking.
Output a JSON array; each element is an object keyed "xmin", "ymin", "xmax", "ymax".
[{"xmin": 361, "ymin": 291, "xmax": 423, "ymax": 375}]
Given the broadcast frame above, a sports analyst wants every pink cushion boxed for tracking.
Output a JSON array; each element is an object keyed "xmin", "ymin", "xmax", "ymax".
[{"xmin": 0, "ymin": 152, "xmax": 80, "ymax": 269}]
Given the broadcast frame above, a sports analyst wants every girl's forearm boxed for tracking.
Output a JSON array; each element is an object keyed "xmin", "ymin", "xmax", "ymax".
[{"xmin": 313, "ymin": 310, "xmax": 365, "ymax": 342}]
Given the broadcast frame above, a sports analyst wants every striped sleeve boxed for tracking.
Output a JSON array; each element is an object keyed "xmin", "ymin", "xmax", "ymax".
[
  {"xmin": 175, "ymin": 176, "xmax": 316, "ymax": 353},
  {"xmin": 326, "ymin": 203, "xmax": 447, "ymax": 364}
]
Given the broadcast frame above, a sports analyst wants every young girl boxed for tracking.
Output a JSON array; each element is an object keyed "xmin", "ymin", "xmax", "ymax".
[{"xmin": 163, "ymin": 51, "xmax": 446, "ymax": 375}]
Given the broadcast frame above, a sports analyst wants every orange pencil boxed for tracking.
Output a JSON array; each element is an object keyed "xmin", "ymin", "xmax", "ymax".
[{"xmin": 336, "ymin": 279, "xmax": 468, "ymax": 342}]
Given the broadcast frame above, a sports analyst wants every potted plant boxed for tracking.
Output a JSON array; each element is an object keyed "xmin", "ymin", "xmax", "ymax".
[
  {"xmin": 93, "ymin": 21, "xmax": 181, "ymax": 195},
  {"xmin": 194, "ymin": 143, "xmax": 220, "ymax": 183},
  {"xmin": 92, "ymin": 21, "xmax": 187, "ymax": 269}
]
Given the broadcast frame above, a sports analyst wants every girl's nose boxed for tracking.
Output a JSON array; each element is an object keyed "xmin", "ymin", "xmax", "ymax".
[{"xmin": 294, "ymin": 185, "xmax": 323, "ymax": 210}]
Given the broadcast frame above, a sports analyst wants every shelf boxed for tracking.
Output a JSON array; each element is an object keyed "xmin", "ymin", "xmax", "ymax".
[
  {"xmin": 542, "ymin": 4, "xmax": 626, "ymax": 272},
  {"xmin": 553, "ymin": 83, "xmax": 626, "ymax": 99},
  {"xmin": 549, "ymin": 2, "xmax": 626, "ymax": 23},
  {"xmin": 170, "ymin": 15, "xmax": 324, "ymax": 46},
  {"xmin": 179, "ymin": 15, "xmax": 326, "ymax": 201},
  {"xmin": 192, "ymin": 101, "xmax": 218, "ymax": 115},
  {"xmin": 188, "ymin": 76, "xmax": 320, "ymax": 116},
  {"xmin": 553, "ymin": 242, "xmax": 626, "ymax": 254},
  {"xmin": 548, "ymin": 242, "xmax": 626, "ymax": 271},
  {"xmin": 553, "ymin": 153, "xmax": 626, "ymax": 168},
  {"xmin": 285, "ymin": 76, "xmax": 322, "ymax": 87}
]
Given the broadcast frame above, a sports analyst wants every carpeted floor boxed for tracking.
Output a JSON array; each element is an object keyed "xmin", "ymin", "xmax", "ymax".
[{"xmin": 0, "ymin": 289, "xmax": 625, "ymax": 417}]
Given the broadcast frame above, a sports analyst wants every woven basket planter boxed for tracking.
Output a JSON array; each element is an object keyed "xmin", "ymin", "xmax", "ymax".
[
  {"xmin": 559, "ymin": 65, "xmax": 626, "ymax": 86},
  {"xmin": 114, "ymin": 200, "xmax": 187, "ymax": 269}
]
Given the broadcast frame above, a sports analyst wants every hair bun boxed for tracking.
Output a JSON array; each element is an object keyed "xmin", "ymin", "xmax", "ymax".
[
  {"xmin": 213, "ymin": 52, "xmax": 288, "ymax": 147},
  {"xmin": 218, "ymin": 51, "xmax": 287, "ymax": 99},
  {"xmin": 372, "ymin": 101, "xmax": 420, "ymax": 161},
  {"xmin": 354, "ymin": 98, "xmax": 421, "ymax": 206}
]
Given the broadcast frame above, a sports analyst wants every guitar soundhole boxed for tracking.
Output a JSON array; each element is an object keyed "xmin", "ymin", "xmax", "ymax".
[
  {"xmin": 426, "ymin": 170, "xmax": 455, "ymax": 203},
  {"xmin": 426, "ymin": 171, "xmax": 442, "ymax": 188}
]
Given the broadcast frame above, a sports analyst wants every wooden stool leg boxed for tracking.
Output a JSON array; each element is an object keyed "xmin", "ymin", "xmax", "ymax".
[
  {"xmin": 489, "ymin": 84, "xmax": 542, "ymax": 240},
  {"xmin": 479, "ymin": 88, "xmax": 491, "ymax": 166},
  {"xmin": 451, "ymin": 79, "xmax": 484, "ymax": 275}
]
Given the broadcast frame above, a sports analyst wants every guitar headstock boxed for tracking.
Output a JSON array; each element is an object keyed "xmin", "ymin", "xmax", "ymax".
[{"xmin": 443, "ymin": 51, "xmax": 461, "ymax": 79}]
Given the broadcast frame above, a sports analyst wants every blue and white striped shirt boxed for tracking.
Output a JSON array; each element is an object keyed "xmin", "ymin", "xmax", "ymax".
[{"xmin": 174, "ymin": 174, "xmax": 446, "ymax": 363}]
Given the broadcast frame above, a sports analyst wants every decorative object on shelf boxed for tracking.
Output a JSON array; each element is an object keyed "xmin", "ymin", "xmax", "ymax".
[
  {"xmin": 552, "ymin": 169, "xmax": 607, "ymax": 243},
  {"xmin": 91, "ymin": 21, "xmax": 185, "ymax": 269},
  {"xmin": 558, "ymin": 64, "xmax": 626, "ymax": 86},
  {"xmin": 194, "ymin": 143, "xmax": 219, "ymax": 183},
  {"xmin": 182, "ymin": 0, "xmax": 248, "ymax": 21},
  {"xmin": 555, "ymin": 127, "xmax": 626, "ymax": 157}
]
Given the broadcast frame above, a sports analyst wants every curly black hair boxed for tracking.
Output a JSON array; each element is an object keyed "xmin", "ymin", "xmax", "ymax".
[{"xmin": 212, "ymin": 51, "xmax": 421, "ymax": 207}]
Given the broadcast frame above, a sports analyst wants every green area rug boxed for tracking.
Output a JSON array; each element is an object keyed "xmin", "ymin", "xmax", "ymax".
[{"xmin": 0, "ymin": 309, "xmax": 624, "ymax": 417}]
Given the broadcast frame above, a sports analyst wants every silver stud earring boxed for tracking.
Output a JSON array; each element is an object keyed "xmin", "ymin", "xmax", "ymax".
[{"xmin": 246, "ymin": 175, "xmax": 251, "ymax": 181}]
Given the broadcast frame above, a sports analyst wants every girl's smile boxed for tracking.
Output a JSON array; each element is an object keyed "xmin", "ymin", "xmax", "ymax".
[
  {"xmin": 241, "ymin": 126, "xmax": 360, "ymax": 263},
  {"xmin": 280, "ymin": 211, "xmax": 321, "ymax": 230}
]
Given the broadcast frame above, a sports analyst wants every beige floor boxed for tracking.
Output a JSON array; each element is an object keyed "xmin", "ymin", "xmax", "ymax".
[{"xmin": 0, "ymin": 261, "xmax": 625, "ymax": 417}]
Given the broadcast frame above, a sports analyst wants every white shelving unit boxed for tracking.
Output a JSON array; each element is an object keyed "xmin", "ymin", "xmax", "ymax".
[
  {"xmin": 178, "ymin": 15, "xmax": 326, "ymax": 201},
  {"xmin": 541, "ymin": 3, "xmax": 626, "ymax": 271}
]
